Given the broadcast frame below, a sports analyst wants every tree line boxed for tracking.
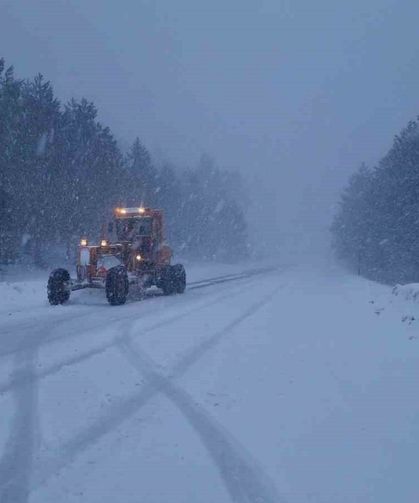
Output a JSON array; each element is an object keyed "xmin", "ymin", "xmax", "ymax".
[
  {"xmin": 0, "ymin": 58, "xmax": 248, "ymax": 266},
  {"xmin": 332, "ymin": 117, "xmax": 419, "ymax": 283}
]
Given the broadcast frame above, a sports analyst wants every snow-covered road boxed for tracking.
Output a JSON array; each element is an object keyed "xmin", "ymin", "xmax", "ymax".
[{"xmin": 1, "ymin": 263, "xmax": 418, "ymax": 502}]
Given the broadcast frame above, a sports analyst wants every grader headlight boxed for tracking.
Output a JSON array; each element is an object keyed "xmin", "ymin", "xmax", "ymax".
[
  {"xmin": 136, "ymin": 254, "xmax": 142, "ymax": 261},
  {"xmin": 80, "ymin": 238, "xmax": 88, "ymax": 246},
  {"xmin": 100, "ymin": 239, "xmax": 108, "ymax": 247}
]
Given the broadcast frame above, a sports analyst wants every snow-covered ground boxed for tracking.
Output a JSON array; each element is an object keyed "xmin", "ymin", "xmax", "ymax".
[{"xmin": 0, "ymin": 262, "xmax": 418, "ymax": 502}]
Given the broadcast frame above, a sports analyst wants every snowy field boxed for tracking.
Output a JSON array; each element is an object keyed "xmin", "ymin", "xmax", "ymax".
[{"xmin": 0, "ymin": 262, "xmax": 418, "ymax": 502}]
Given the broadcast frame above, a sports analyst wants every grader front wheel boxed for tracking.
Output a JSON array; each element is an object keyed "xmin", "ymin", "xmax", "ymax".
[{"xmin": 48, "ymin": 268, "xmax": 71, "ymax": 305}]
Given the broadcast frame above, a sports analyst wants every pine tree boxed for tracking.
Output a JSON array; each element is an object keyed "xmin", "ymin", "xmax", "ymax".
[
  {"xmin": 125, "ymin": 138, "xmax": 156, "ymax": 205},
  {"xmin": 332, "ymin": 117, "xmax": 419, "ymax": 282},
  {"xmin": 154, "ymin": 162, "xmax": 183, "ymax": 248},
  {"xmin": 19, "ymin": 74, "xmax": 61, "ymax": 265},
  {"xmin": 0, "ymin": 59, "xmax": 249, "ymax": 266},
  {"xmin": 179, "ymin": 154, "xmax": 248, "ymax": 260},
  {"xmin": 0, "ymin": 61, "xmax": 24, "ymax": 262}
]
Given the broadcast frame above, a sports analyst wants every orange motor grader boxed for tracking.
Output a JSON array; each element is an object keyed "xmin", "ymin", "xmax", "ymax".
[{"xmin": 47, "ymin": 207, "xmax": 186, "ymax": 305}]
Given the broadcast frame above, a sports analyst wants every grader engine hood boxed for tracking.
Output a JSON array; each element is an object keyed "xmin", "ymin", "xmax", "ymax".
[{"xmin": 77, "ymin": 243, "xmax": 123, "ymax": 281}]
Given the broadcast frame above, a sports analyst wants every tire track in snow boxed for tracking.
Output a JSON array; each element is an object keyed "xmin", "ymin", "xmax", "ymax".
[
  {"xmin": 186, "ymin": 267, "xmax": 275, "ymax": 290},
  {"xmin": 0, "ymin": 270, "xmax": 267, "ymax": 501},
  {"xmin": 0, "ymin": 267, "xmax": 275, "ymax": 361},
  {"xmin": 0, "ymin": 310, "xmax": 94, "ymax": 358},
  {"xmin": 0, "ymin": 346, "xmax": 40, "ymax": 503},
  {"xmin": 0, "ymin": 308, "xmax": 124, "ymax": 361},
  {"xmin": 118, "ymin": 337, "xmax": 281, "ymax": 503},
  {"xmin": 0, "ymin": 281, "xmax": 208, "ymax": 360},
  {"xmin": 30, "ymin": 280, "xmax": 284, "ymax": 499},
  {"xmin": 0, "ymin": 267, "xmax": 280, "ymax": 502},
  {"xmin": 0, "ymin": 345, "xmax": 110, "ymax": 396},
  {"xmin": 0, "ymin": 271, "xmax": 267, "ymax": 396}
]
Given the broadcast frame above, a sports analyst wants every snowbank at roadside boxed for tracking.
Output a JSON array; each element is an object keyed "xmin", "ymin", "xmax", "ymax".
[
  {"xmin": 392, "ymin": 282, "xmax": 419, "ymax": 301},
  {"xmin": 0, "ymin": 279, "xmax": 46, "ymax": 315}
]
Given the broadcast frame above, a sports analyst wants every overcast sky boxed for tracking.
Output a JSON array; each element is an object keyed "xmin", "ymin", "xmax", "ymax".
[{"xmin": 2, "ymin": 0, "xmax": 419, "ymax": 256}]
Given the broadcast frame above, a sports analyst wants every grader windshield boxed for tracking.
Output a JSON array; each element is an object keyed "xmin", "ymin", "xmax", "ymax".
[{"xmin": 116, "ymin": 216, "xmax": 153, "ymax": 241}]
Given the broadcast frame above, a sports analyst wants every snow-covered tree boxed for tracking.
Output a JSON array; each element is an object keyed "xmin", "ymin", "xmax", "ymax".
[{"xmin": 332, "ymin": 118, "xmax": 419, "ymax": 283}]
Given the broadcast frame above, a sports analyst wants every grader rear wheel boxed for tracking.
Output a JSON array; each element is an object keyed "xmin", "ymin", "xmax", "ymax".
[
  {"xmin": 106, "ymin": 266, "xmax": 129, "ymax": 305},
  {"xmin": 159, "ymin": 264, "xmax": 186, "ymax": 295}
]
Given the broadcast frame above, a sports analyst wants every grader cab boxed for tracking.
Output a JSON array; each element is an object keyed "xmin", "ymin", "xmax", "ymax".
[{"xmin": 48, "ymin": 207, "xmax": 186, "ymax": 305}]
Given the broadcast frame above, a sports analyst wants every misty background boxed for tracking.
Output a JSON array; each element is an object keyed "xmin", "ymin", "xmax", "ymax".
[{"xmin": 2, "ymin": 0, "xmax": 419, "ymax": 261}]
